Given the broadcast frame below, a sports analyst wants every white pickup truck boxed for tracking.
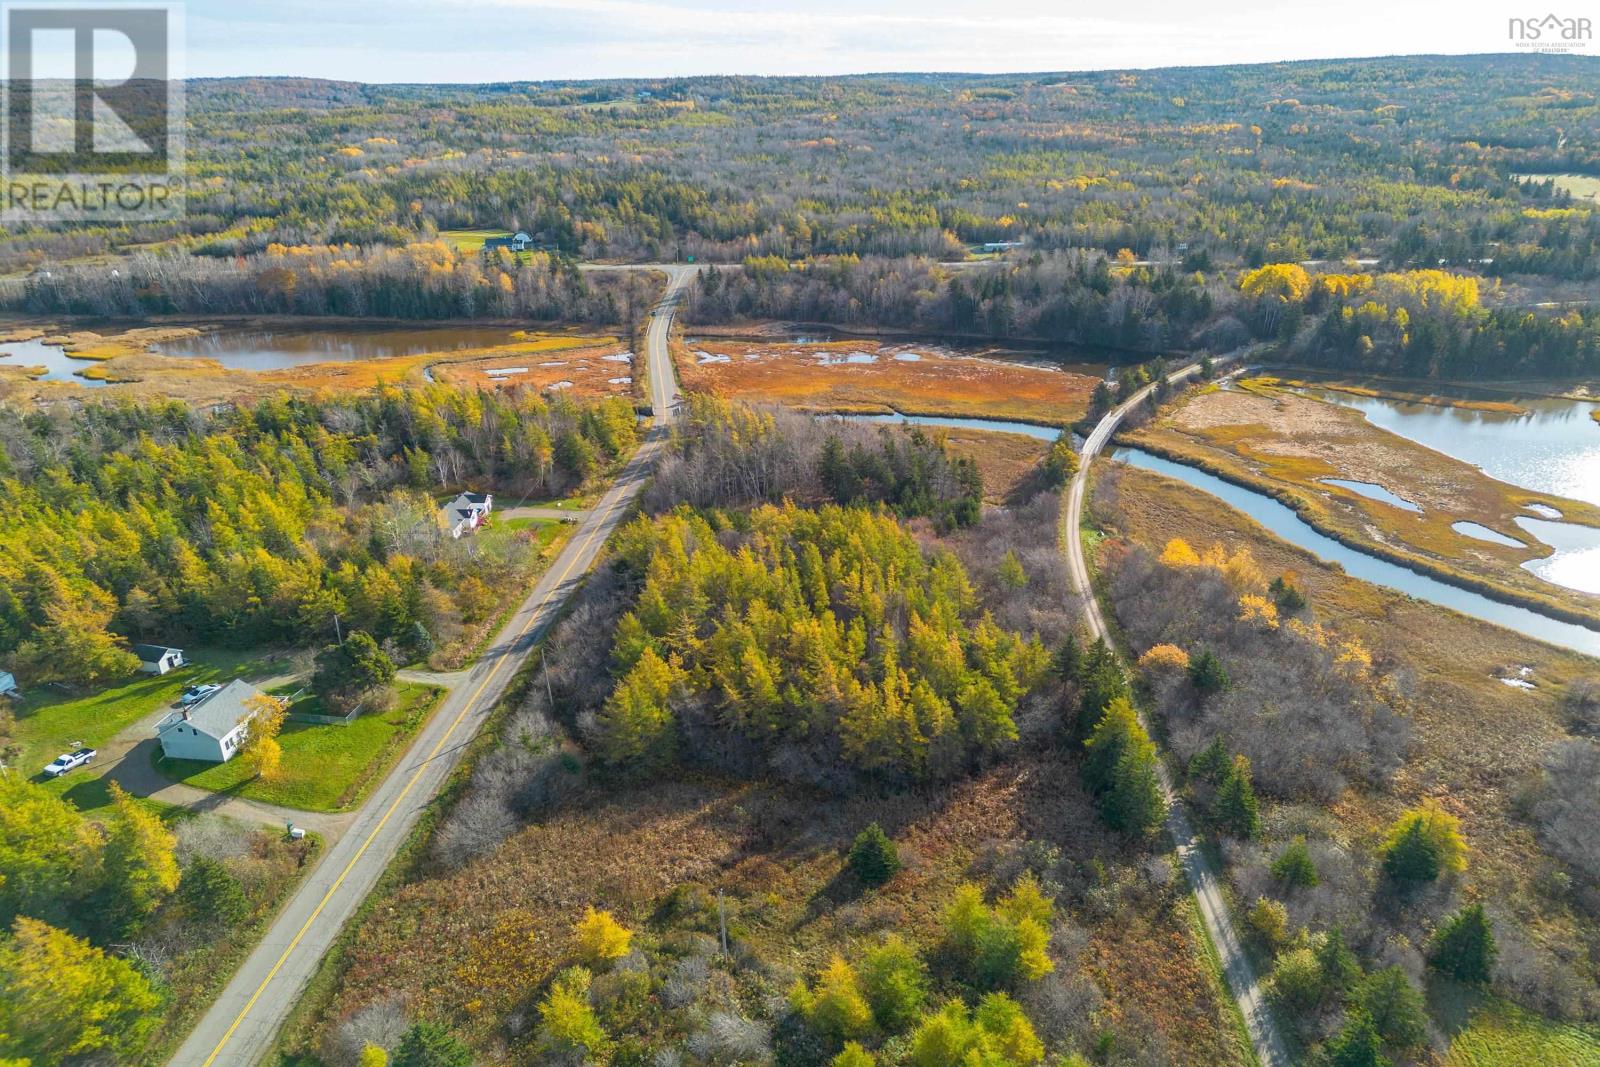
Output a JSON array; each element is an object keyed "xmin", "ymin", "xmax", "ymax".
[{"xmin": 42, "ymin": 747, "xmax": 96, "ymax": 778}]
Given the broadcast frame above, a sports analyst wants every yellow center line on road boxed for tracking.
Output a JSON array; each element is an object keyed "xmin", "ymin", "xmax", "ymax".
[{"xmin": 199, "ymin": 444, "xmax": 648, "ymax": 1067}]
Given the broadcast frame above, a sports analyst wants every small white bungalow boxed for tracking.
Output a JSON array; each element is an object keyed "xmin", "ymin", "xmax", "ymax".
[
  {"xmin": 134, "ymin": 644, "xmax": 186, "ymax": 675},
  {"xmin": 0, "ymin": 671, "xmax": 18, "ymax": 699},
  {"xmin": 155, "ymin": 679, "xmax": 265, "ymax": 763},
  {"xmin": 441, "ymin": 491, "xmax": 493, "ymax": 539}
]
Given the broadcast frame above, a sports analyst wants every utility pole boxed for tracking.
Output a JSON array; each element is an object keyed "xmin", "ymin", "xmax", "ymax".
[
  {"xmin": 333, "ymin": 612, "xmax": 343, "ymax": 645},
  {"xmin": 718, "ymin": 890, "xmax": 729, "ymax": 958},
  {"xmin": 542, "ymin": 645, "xmax": 555, "ymax": 708}
]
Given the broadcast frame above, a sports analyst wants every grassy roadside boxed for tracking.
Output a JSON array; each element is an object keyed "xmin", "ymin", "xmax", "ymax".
[
  {"xmin": 142, "ymin": 829, "xmax": 325, "ymax": 1065},
  {"xmin": 271, "ymin": 573, "xmax": 595, "ymax": 1063}
]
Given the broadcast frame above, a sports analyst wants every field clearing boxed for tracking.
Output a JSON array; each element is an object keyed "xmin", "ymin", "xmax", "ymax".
[
  {"xmin": 1094, "ymin": 463, "xmax": 1600, "ymax": 1060},
  {"xmin": 938, "ymin": 426, "xmax": 1049, "ymax": 502},
  {"xmin": 1518, "ymin": 173, "xmax": 1600, "ymax": 203},
  {"xmin": 676, "ymin": 336, "xmax": 1099, "ymax": 426},
  {"xmin": 1120, "ymin": 382, "xmax": 1600, "ymax": 625},
  {"xmin": 155, "ymin": 682, "xmax": 445, "ymax": 812},
  {"xmin": 309, "ymin": 756, "xmax": 1247, "ymax": 1066}
]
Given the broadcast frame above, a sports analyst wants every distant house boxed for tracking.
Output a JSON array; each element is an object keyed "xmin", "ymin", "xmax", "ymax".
[
  {"xmin": 0, "ymin": 671, "xmax": 17, "ymax": 699},
  {"xmin": 483, "ymin": 231, "xmax": 533, "ymax": 253},
  {"xmin": 155, "ymin": 679, "xmax": 266, "ymax": 763},
  {"xmin": 441, "ymin": 491, "xmax": 493, "ymax": 539},
  {"xmin": 979, "ymin": 240, "xmax": 1025, "ymax": 253},
  {"xmin": 134, "ymin": 644, "xmax": 186, "ymax": 675}
]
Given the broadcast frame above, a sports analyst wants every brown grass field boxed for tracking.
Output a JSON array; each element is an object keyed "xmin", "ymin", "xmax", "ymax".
[
  {"xmin": 0, "ymin": 319, "xmax": 635, "ymax": 406},
  {"xmin": 1120, "ymin": 380, "xmax": 1600, "ymax": 627},
  {"xmin": 306, "ymin": 757, "xmax": 1247, "ymax": 1065},
  {"xmin": 675, "ymin": 336, "xmax": 1099, "ymax": 427},
  {"xmin": 1093, "ymin": 463, "xmax": 1600, "ymax": 1049},
  {"xmin": 938, "ymin": 427, "xmax": 1049, "ymax": 503}
]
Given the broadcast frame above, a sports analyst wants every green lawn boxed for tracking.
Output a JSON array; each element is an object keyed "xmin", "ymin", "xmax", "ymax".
[
  {"xmin": 154, "ymin": 682, "xmax": 444, "ymax": 812},
  {"xmin": 1444, "ymin": 999, "xmax": 1600, "ymax": 1066},
  {"xmin": 8, "ymin": 647, "xmax": 287, "ymax": 808}
]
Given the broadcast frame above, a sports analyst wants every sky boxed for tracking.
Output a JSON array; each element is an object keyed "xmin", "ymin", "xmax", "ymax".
[{"xmin": 181, "ymin": 0, "xmax": 1576, "ymax": 82}]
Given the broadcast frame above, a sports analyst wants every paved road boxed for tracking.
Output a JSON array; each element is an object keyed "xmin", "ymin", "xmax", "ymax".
[
  {"xmin": 170, "ymin": 265, "xmax": 695, "ymax": 1067},
  {"xmin": 1062, "ymin": 354, "xmax": 1288, "ymax": 1067}
]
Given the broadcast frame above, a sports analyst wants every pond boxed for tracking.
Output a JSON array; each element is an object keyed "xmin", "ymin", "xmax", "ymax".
[
  {"xmin": 153, "ymin": 325, "xmax": 528, "ymax": 371},
  {"xmin": 0, "ymin": 336, "xmax": 111, "ymax": 387},
  {"xmin": 1110, "ymin": 446, "xmax": 1600, "ymax": 659},
  {"xmin": 837, "ymin": 411, "xmax": 1062, "ymax": 441},
  {"xmin": 1288, "ymin": 382, "xmax": 1600, "ymax": 508},
  {"xmin": 1515, "ymin": 516, "xmax": 1600, "ymax": 596},
  {"xmin": 1321, "ymin": 478, "xmax": 1421, "ymax": 512},
  {"xmin": 1453, "ymin": 521, "xmax": 1526, "ymax": 548}
]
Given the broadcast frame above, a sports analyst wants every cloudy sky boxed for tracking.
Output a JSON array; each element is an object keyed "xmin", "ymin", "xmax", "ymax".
[{"xmin": 184, "ymin": 0, "xmax": 1556, "ymax": 82}]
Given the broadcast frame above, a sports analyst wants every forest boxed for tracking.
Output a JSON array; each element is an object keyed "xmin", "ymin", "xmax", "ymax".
[{"xmin": 0, "ymin": 386, "xmax": 639, "ymax": 685}]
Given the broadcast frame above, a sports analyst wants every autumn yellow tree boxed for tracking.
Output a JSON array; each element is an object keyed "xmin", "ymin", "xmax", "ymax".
[
  {"xmin": 99, "ymin": 783, "xmax": 179, "ymax": 932},
  {"xmin": 238, "ymin": 694, "xmax": 290, "ymax": 782},
  {"xmin": 572, "ymin": 907, "xmax": 632, "ymax": 968},
  {"xmin": 0, "ymin": 917, "xmax": 161, "ymax": 1064}
]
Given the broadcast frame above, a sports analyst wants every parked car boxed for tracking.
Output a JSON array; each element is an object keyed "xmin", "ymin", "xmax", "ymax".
[
  {"xmin": 42, "ymin": 748, "xmax": 96, "ymax": 778},
  {"xmin": 178, "ymin": 683, "xmax": 222, "ymax": 708}
]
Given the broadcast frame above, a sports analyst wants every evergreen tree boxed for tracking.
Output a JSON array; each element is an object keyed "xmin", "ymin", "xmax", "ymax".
[
  {"xmin": 1429, "ymin": 904, "xmax": 1496, "ymax": 985},
  {"xmin": 1211, "ymin": 755, "xmax": 1261, "ymax": 838},
  {"xmin": 1073, "ymin": 639, "xmax": 1128, "ymax": 739},
  {"xmin": 176, "ymin": 857, "xmax": 250, "ymax": 926},
  {"xmin": 393, "ymin": 1021, "xmax": 472, "ymax": 1067},
  {"xmin": 1380, "ymin": 818, "xmax": 1441, "ymax": 885},
  {"xmin": 1271, "ymin": 837, "xmax": 1319, "ymax": 889},
  {"xmin": 1187, "ymin": 648, "xmax": 1230, "ymax": 696},
  {"xmin": 848, "ymin": 823, "xmax": 901, "ymax": 887},
  {"xmin": 1187, "ymin": 736, "xmax": 1229, "ymax": 783},
  {"xmin": 1315, "ymin": 928, "xmax": 1361, "ymax": 999},
  {"xmin": 1355, "ymin": 966, "xmax": 1426, "ymax": 1049},
  {"xmin": 1104, "ymin": 746, "xmax": 1167, "ymax": 836},
  {"xmin": 1323, "ymin": 1010, "xmax": 1389, "ymax": 1067}
]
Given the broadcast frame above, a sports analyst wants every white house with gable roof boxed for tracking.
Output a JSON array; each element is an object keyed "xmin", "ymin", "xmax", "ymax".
[{"xmin": 155, "ymin": 680, "xmax": 266, "ymax": 763}]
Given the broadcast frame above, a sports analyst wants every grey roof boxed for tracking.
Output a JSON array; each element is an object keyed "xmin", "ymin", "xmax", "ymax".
[
  {"xmin": 134, "ymin": 643, "xmax": 182, "ymax": 660},
  {"xmin": 168, "ymin": 679, "xmax": 265, "ymax": 740}
]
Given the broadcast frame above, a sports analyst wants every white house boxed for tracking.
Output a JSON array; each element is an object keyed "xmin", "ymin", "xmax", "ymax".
[
  {"xmin": 155, "ymin": 680, "xmax": 266, "ymax": 763},
  {"xmin": 0, "ymin": 671, "xmax": 18, "ymax": 699},
  {"xmin": 441, "ymin": 491, "xmax": 493, "ymax": 539},
  {"xmin": 134, "ymin": 644, "xmax": 186, "ymax": 675}
]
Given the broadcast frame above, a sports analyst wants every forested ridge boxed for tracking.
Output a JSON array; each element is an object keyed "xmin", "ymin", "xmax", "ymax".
[{"xmin": 0, "ymin": 386, "xmax": 639, "ymax": 683}]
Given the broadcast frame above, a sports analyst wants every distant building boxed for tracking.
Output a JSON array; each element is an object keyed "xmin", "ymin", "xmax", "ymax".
[
  {"xmin": 0, "ymin": 671, "xmax": 17, "ymax": 699},
  {"xmin": 483, "ymin": 231, "xmax": 533, "ymax": 253},
  {"xmin": 134, "ymin": 644, "xmax": 186, "ymax": 675},
  {"xmin": 979, "ymin": 240, "xmax": 1026, "ymax": 253},
  {"xmin": 155, "ymin": 680, "xmax": 266, "ymax": 763},
  {"xmin": 441, "ymin": 491, "xmax": 493, "ymax": 539}
]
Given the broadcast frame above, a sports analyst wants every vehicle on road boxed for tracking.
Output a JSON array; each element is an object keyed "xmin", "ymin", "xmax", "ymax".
[
  {"xmin": 178, "ymin": 683, "xmax": 222, "ymax": 707},
  {"xmin": 42, "ymin": 747, "xmax": 96, "ymax": 778}
]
